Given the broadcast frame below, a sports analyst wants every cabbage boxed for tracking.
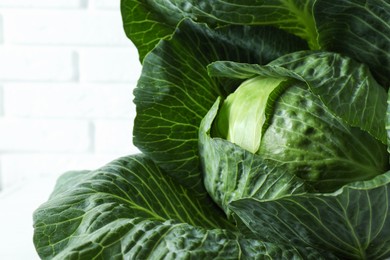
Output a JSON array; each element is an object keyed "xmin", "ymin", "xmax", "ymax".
[
  {"xmin": 33, "ymin": 1, "xmax": 390, "ymax": 259},
  {"xmin": 211, "ymin": 64, "xmax": 388, "ymax": 192}
]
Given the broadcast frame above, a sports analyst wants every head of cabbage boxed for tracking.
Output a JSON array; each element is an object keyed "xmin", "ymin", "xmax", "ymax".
[{"xmin": 203, "ymin": 53, "xmax": 389, "ymax": 194}]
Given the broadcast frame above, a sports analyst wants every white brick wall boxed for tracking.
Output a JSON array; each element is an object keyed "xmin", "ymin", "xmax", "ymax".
[
  {"xmin": 1, "ymin": 153, "xmax": 121, "ymax": 191},
  {"xmin": 0, "ymin": 47, "xmax": 77, "ymax": 81},
  {"xmin": 94, "ymin": 119, "xmax": 137, "ymax": 154},
  {"xmin": 0, "ymin": 1, "xmax": 141, "ymax": 191},
  {"xmin": 92, "ymin": 0, "xmax": 120, "ymax": 9},
  {"xmin": 0, "ymin": 85, "xmax": 3, "ymax": 116},
  {"xmin": 3, "ymin": 83, "xmax": 132, "ymax": 118},
  {"xmin": 0, "ymin": 16, "xmax": 3, "ymax": 43},
  {"xmin": 79, "ymin": 48, "xmax": 141, "ymax": 82},
  {"xmin": 0, "ymin": 118, "xmax": 92, "ymax": 152},
  {"xmin": 5, "ymin": 10, "xmax": 128, "ymax": 46},
  {"xmin": 0, "ymin": 0, "xmax": 86, "ymax": 9}
]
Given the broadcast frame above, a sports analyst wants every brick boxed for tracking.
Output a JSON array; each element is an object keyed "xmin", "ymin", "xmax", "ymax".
[
  {"xmin": 0, "ymin": 153, "xmax": 123, "ymax": 189},
  {"xmin": 79, "ymin": 47, "xmax": 142, "ymax": 82},
  {"xmin": 0, "ymin": 0, "xmax": 85, "ymax": 8},
  {"xmin": 0, "ymin": 119, "xmax": 91, "ymax": 152},
  {"xmin": 0, "ymin": 157, "xmax": 2, "ymax": 191},
  {"xmin": 3, "ymin": 83, "xmax": 136, "ymax": 119},
  {"xmin": 94, "ymin": 119, "xmax": 139, "ymax": 154},
  {"xmin": 4, "ymin": 10, "xmax": 129, "ymax": 46},
  {"xmin": 0, "ymin": 47, "xmax": 77, "ymax": 81},
  {"xmin": 92, "ymin": 0, "xmax": 120, "ymax": 9},
  {"xmin": 0, "ymin": 15, "xmax": 3, "ymax": 44},
  {"xmin": 0, "ymin": 85, "xmax": 3, "ymax": 116}
]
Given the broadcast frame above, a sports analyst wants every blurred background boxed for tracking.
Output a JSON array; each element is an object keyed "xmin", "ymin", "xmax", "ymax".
[{"xmin": 0, "ymin": 0, "xmax": 141, "ymax": 258}]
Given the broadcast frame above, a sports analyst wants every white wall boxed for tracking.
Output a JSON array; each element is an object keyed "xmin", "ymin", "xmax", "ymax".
[{"xmin": 0, "ymin": 0, "xmax": 141, "ymax": 192}]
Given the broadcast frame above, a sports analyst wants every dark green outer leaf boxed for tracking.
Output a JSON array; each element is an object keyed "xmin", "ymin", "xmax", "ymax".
[
  {"xmin": 187, "ymin": 0, "xmax": 319, "ymax": 49},
  {"xmin": 230, "ymin": 171, "xmax": 390, "ymax": 259},
  {"xmin": 388, "ymin": 90, "xmax": 390, "ymax": 154},
  {"xmin": 121, "ymin": 0, "xmax": 177, "ymax": 61},
  {"xmin": 33, "ymin": 154, "xmax": 337, "ymax": 259},
  {"xmin": 120, "ymin": 0, "xmax": 316, "ymax": 61},
  {"xmin": 269, "ymin": 51, "xmax": 388, "ymax": 144},
  {"xmin": 133, "ymin": 19, "xmax": 307, "ymax": 193},
  {"xmin": 193, "ymin": 0, "xmax": 390, "ymax": 87},
  {"xmin": 48, "ymin": 170, "xmax": 90, "ymax": 199},
  {"xmin": 33, "ymin": 154, "xmax": 229, "ymax": 258},
  {"xmin": 122, "ymin": 0, "xmax": 390, "ymax": 86},
  {"xmin": 259, "ymin": 84, "xmax": 388, "ymax": 191},
  {"xmin": 314, "ymin": 0, "xmax": 390, "ymax": 87}
]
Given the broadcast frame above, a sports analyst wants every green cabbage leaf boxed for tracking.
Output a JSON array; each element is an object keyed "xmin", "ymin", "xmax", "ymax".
[
  {"xmin": 122, "ymin": 0, "xmax": 390, "ymax": 86},
  {"xmin": 33, "ymin": 155, "xmax": 337, "ymax": 259}
]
